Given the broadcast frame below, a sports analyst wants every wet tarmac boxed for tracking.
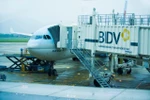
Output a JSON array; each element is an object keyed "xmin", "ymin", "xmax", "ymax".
[
  {"xmin": 0, "ymin": 58, "xmax": 90, "ymax": 86},
  {"xmin": 0, "ymin": 58, "xmax": 150, "ymax": 90},
  {"xmin": 0, "ymin": 42, "xmax": 27, "ymax": 67},
  {"xmin": 111, "ymin": 66, "xmax": 150, "ymax": 89}
]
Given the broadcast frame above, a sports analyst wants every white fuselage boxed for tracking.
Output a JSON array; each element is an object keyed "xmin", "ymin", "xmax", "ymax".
[{"xmin": 27, "ymin": 25, "xmax": 74, "ymax": 61}]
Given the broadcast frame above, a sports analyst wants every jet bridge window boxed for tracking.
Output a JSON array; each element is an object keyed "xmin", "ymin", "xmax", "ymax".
[{"xmin": 46, "ymin": 35, "xmax": 51, "ymax": 39}]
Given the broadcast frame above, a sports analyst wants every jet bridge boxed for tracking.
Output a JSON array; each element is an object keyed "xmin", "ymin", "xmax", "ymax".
[
  {"xmin": 57, "ymin": 8, "xmax": 150, "ymax": 87},
  {"xmin": 57, "ymin": 24, "xmax": 78, "ymax": 49}
]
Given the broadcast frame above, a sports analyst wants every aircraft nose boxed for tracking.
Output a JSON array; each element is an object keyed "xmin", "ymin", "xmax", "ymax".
[
  {"xmin": 27, "ymin": 40, "xmax": 41, "ymax": 49},
  {"xmin": 27, "ymin": 40, "xmax": 43, "ymax": 57},
  {"xmin": 27, "ymin": 39, "xmax": 55, "ymax": 57}
]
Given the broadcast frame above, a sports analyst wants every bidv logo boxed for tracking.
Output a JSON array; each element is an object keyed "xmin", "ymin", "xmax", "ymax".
[{"xmin": 99, "ymin": 28, "xmax": 130, "ymax": 44}]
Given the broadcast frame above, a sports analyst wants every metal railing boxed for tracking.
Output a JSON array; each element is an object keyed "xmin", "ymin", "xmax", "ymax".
[
  {"xmin": 78, "ymin": 13, "xmax": 150, "ymax": 26},
  {"xmin": 71, "ymin": 48, "xmax": 111, "ymax": 88}
]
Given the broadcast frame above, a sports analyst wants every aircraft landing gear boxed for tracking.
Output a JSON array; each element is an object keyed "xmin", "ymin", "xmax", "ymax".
[{"xmin": 48, "ymin": 61, "xmax": 58, "ymax": 76}]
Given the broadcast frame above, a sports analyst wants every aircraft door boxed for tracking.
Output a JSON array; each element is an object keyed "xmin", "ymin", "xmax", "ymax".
[{"xmin": 67, "ymin": 27, "xmax": 72, "ymax": 49}]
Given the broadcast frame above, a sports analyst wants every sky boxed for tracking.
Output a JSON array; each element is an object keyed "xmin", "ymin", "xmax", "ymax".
[{"xmin": 0, "ymin": 0, "xmax": 150, "ymax": 25}]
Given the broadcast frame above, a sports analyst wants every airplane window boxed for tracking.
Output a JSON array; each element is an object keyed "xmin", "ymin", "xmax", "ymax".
[
  {"xmin": 35, "ymin": 35, "xmax": 42, "ymax": 39},
  {"xmin": 46, "ymin": 35, "xmax": 51, "ymax": 39},
  {"xmin": 43, "ymin": 35, "xmax": 47, "ymax": 39}
]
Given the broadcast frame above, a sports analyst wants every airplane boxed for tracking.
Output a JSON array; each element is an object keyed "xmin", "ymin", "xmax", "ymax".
[{"xmin": 11, "ymin": 24, "xmax": 76, "ymax": 76}]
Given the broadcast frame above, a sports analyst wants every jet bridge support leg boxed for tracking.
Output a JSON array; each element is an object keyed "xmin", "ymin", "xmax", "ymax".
[
  {"xmin": 110, "ymin": 54, "xmax": 115, "ymax": 73},
  {"xmin": 89, "ymin": 52, "xmax": 96, "ymax": 78},
  {"xmin": 89, "ymin": 57, "xmax": 94, "ymax": 78}
]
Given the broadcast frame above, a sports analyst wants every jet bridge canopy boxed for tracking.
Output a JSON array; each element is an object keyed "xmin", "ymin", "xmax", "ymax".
[
  {"xmin": 48, "ymin": 25, "xmax": 60, "ymax": 47},
  {"xmin": 58, "ymin": 9, "xmax": 150, "ymax": 57}
]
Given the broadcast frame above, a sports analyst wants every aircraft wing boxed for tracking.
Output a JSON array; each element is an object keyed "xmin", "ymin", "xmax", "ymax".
[{"xmin": 10, "ymin": 28, "xmax": 32, "ymax": 36}]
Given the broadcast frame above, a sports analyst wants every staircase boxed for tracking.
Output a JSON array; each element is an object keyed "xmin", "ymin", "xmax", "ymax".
[{"xmin": 71, "ymin": 49, "xmax": 111, "ymax": 88}]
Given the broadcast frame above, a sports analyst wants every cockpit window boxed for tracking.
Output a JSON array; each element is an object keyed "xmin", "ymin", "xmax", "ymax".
[
  {"xmin": 43, "ymin": 35, "xmax": 47, "ymax": 39},
  {"xmin": 43, "ymin": 35, "xmax": 51, "ymax": 40},
  {"xmin": 46, "ymin": 35, "xmax": 51, "ymax": 39},
  {"xmin": 31, "ymin": 35, "xmax": 51, "ymax": 40}
]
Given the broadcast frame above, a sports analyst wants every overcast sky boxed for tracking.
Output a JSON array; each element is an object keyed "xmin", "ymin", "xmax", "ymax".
[{"xmin": 0, "ymin": 0, "xmax": 150, "ymax": 24}]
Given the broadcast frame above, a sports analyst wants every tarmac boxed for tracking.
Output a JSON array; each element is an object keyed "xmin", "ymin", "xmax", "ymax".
[
  {"xmin": 1, "ymin": 82, "xmax": 150, "ymax": 100},
  {"xmin": 0, "ymin": 58, "xmax": 150, "ymax": 89}
]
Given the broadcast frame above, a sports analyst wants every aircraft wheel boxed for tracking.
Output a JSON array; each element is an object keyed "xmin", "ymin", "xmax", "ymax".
[
  {"xmin": 117, "ymin": 68, "xmax": 123, "ymax": 75},
  {"xmin": 127, "ymin": 68, "xmax": 132, "ymax": 74},
  {"xmin": 48, "ymin": 69, "xmax": 52, "ymax": 76},
  {"xmin": 53, "ymin": 69, "xmax": 58, "ymax": 76}
]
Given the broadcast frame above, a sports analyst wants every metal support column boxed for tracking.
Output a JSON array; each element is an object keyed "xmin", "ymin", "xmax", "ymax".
[
  {"xmin": 110, "ymin": 54, "xmax": 114, "ymax": 73},
  {"xmin": 91, "ymin": 8, "xmax": 96, "ymax": 57}
]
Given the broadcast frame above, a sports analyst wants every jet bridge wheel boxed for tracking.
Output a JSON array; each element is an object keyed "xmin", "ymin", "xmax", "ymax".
[
  {"xmin": 117, "ymin": 67, "xmax": 132, "ymax": 75},
  {"xmin": 117, "ymin": 68, "xmax": 123, "ymax": 75},
  {"xmin": 127, "ymin": 68, "xmax": 132, "ymax": 74}
]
